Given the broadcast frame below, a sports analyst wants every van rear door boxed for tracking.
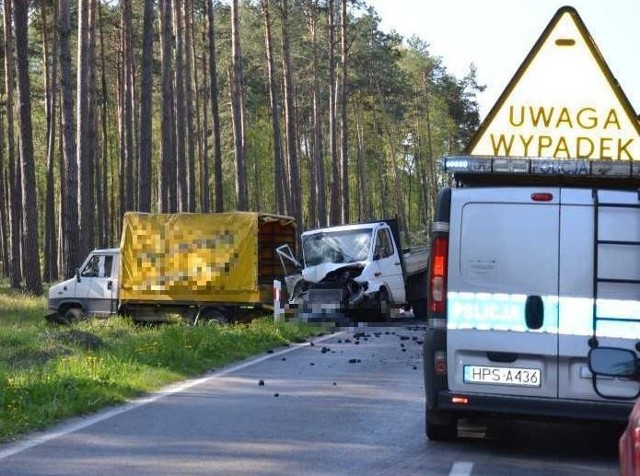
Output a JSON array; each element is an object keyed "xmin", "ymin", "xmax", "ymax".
[
  {"xmin": 559, "ymin": 188, "xmax": 640, "ymax": 401},
  {"xmin": 447, "ymin": 187, "xmax": 560, "ymax": 398}
]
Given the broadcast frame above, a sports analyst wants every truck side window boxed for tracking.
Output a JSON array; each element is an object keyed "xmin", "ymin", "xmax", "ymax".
[
  {"xmin": 82, "ymin": 255, "xmax": 112, "ymax": 278},
  {"xmin": 103, "ymin": 256, "xmax": 113, "ymax": 277},
  {"xmin": 375, "ymin": 229, "xmax": 393, "ymax": 259},
  {"xmin": 82, "ymin": 257, "xmax": 98, "ymax": 278}
]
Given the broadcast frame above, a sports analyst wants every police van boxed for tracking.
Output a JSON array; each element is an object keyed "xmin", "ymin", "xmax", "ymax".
[{"xmin": 423, "ymin": 6, "xmax": 640, "ymax": 440}]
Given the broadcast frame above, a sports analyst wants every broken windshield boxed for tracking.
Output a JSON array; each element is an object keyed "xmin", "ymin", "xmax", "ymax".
[{"xmin": 302, "ymin": 229, "xmax": 372, "ymax": 267}]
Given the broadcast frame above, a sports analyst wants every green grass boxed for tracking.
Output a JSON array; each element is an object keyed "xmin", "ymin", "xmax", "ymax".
[{"xmin": 0, "ymin": 287, "xmax": 324, "ymax": 443}]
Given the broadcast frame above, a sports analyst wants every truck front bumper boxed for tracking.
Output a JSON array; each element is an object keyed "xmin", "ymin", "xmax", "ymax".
[{"xmin": 296, "ymin": 285, "xmax": 373, "ymax": 324}]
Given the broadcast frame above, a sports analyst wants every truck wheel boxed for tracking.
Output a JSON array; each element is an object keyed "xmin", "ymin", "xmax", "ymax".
[
  {"xmin": 426, "ymin": 408, "xmax": 457, "ymax": 441},
  {"xmin": 198, "ymin": 307, "xmax": 231, "ymax": 325},
  {"xmin": 64, "ymin": 307, "xmax": 85, "ymax": 322},
  {"xmin": 376, "ymin": 289, "xmax": 391, "ymax": 321}
]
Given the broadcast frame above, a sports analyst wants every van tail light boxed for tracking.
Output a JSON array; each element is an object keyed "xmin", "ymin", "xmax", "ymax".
[
  {"xmin": 434, "ymin": 351, "xmax": 447, "ymax": 375},
  {"xmin": 429, "ymin": 236, "xmax": 448, "ymax": 314}
]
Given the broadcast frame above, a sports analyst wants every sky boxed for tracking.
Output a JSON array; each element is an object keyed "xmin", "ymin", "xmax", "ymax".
[{"xmin": 365, "ymin": 0, "xmax": 640, "ymax": 121}]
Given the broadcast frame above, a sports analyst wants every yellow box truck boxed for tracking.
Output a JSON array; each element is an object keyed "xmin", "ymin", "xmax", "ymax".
[{"xmin": 47, "ymin": 212, "xmax": 296, "ymax": 323}]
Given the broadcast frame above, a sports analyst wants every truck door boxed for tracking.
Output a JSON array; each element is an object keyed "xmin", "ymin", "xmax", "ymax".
[
  {"xmin": 559, "ymin": 189, "xmax": 640, "ymax": 401},
  {"xmin": 373, "ymin": 226, "xmax": 406, "ymax": 303},
  {"xmin": 78, "ymin": 252, "xmax": 118, "ymax": 317},
  {"xmin": 447, "ymin": 187, "xmax": 560, "ymax": 398}
]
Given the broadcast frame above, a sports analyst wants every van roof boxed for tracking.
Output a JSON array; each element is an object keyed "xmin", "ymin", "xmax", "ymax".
[{"xmin": 443, "ymin": 155, "xmax": 640, "ymax": 189}]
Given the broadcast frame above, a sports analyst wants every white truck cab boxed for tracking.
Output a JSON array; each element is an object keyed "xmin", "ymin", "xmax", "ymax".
[
  {"xmin": 48, "ymin": 248, "xmax": 120, "ymax": 321},
  {"xmin": 281, "ymin": 220, "xmax": 428, "ymax": 322}
]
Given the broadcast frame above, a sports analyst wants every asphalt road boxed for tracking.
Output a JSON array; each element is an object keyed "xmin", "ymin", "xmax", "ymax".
[{"xmin": 0, "ymin": 324, "xmax": 622, "ymax": 475}]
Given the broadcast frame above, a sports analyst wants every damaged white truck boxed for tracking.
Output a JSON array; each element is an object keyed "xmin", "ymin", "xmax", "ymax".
[{"xmin": 278, "ymin": 219, "xmax": 429, "ymax": 322}]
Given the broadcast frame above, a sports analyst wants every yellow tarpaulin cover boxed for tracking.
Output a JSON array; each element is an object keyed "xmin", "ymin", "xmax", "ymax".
[{"xmin": 120, "ymin": 212, "xmax": 262, "ymax": 303}]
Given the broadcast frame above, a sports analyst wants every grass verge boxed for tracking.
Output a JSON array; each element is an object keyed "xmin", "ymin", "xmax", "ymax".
[{"xmin": 0, "ymin": 288, "xmax": 324, "ymax": 443}]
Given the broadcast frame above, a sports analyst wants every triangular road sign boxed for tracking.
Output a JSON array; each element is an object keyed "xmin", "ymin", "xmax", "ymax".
[{"xmin": 467, "ymin": 6, "xmax": 640, "ymax": 160}]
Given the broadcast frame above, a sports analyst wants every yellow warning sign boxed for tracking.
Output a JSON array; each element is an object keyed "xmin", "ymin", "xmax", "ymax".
[{"xmin": 467, "ymin": 6, "xmax": 640, "ymax": 160}]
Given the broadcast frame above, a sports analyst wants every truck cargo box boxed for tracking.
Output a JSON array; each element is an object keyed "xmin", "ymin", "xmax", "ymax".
[{"xmin": 120, "ymin": 212, "xmax": 296, "ymax": 305}]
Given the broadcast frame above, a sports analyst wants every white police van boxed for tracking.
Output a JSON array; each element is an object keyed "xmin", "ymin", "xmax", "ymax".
[{"xmin": 423, "ymin": 6, "xmax": 640, "ymax": 440}]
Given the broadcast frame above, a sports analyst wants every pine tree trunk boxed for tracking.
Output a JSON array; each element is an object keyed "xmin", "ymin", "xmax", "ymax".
[
  {"xmin": 138, "ymin": 0, "xmax": 155, "ymax": 213},
  {"xmin": 160, "ymin": 0, "xmax": 176, "ymax": 212},
  {"xmin": 0, "ymin": 69, "xmax": 7, "ymax": 278},
  {"xmin": 184, "ymin": 0, "xmax": 196, "ymax": 213},
  {"xmin": 13, "ymin": 0, "xmax": 42, "ymax": 295},
  {"xmin": 306, "ymin": 0, "xmax": 326, "ymax": 228},
  {"xmin": 42, "ymin": 1, "xmax": 59, "ymax": 282},
  {"xmin": 327, "ymin": 0, "xmax": 340, "ymax": 225},
  {"xmin": 339, "ymin": 0, "xmax": 349, "ymax": 223},
  {"xmin": 0, "ymin": 153, "xmax": 6, "ymax": 279},
  {"xmin": 261, "ymin": 0, "xmax": 286, "ymax": 216},
  {"xmin": 355, "ymin": 105, "xmax": 370, "ymax": 220},
  {"xmin": 77, "ymin": 0, "xmax": 94, "ymax": 259},
  {"xmin": 198, "ymin": 33, "xmax": 210, "ymax": 213},
  {"xmin": 3, "ymin": 0, "xmax": 21, "ymax": 288},
  {"xmin": 98, "ymin": 2, "xmax": 110, "ymax": 243},
  {"xmin": 121, "ymin": 0, "xmax": 135, "ymax": 215},
  {"xmin": 88, "ymin": 0, "xmax": 99, "ymax": 240},
  {"xmin": 280, "ymin": 0, "xmax": 301, "ymax": 226},
  {"xmin": 230, "ymin": 0, "xmax": 247, "ymax": 210},
  {"xmin": 206, "ymin": 0, "xmax": 223, "ymax": 212},
  {"xmin": 174, "ymin": 0, "xmax": 187, "ymax": 212},
  {"xmin": 59, "ymin": 0, "xmax": 80, "ymax": 277}
]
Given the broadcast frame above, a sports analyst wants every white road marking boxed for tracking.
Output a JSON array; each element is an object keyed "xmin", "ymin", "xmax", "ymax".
[
  {"xmin": 449, "ymin": 461, "xmax": 474, "ymax": 476},
  {"xmin": 0, "ymin": 331, "xmax": 344, "ymax": 461}
]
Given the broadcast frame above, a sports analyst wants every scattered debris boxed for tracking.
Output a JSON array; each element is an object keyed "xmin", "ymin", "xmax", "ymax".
[{"xmin": 258, "ymin": 379, "xmax": 265, "ymax": 386}]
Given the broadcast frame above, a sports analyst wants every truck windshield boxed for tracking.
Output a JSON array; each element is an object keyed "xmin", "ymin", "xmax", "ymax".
[{"xmin": 302, "ymin": 229, "xmax": 372, "ymax": 266}]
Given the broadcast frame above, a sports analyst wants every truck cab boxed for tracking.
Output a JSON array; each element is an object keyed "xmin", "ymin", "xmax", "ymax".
[
  {"xmin": 47, "ymin": 249, "xmax": 120, "ymax": 322},
  {"xmin": 283, "ymin": 220, "xmax": 428, "ymax": 322}
]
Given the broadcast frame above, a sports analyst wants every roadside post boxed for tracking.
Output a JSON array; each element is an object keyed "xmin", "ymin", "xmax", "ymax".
[{"xmin": 273, "ymin": 280, "xmax": 284, "ymax": 323}]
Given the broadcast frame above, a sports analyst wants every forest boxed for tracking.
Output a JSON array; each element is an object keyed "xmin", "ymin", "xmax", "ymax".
[{"xmin": 0, "ymin": 0, "xmax": 483, "ymax": 295}]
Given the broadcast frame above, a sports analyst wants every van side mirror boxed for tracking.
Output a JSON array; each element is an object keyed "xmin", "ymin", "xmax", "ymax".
[{"xmin": 76, "ymin": 268, "xmax": 81, "ymax": 283}]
